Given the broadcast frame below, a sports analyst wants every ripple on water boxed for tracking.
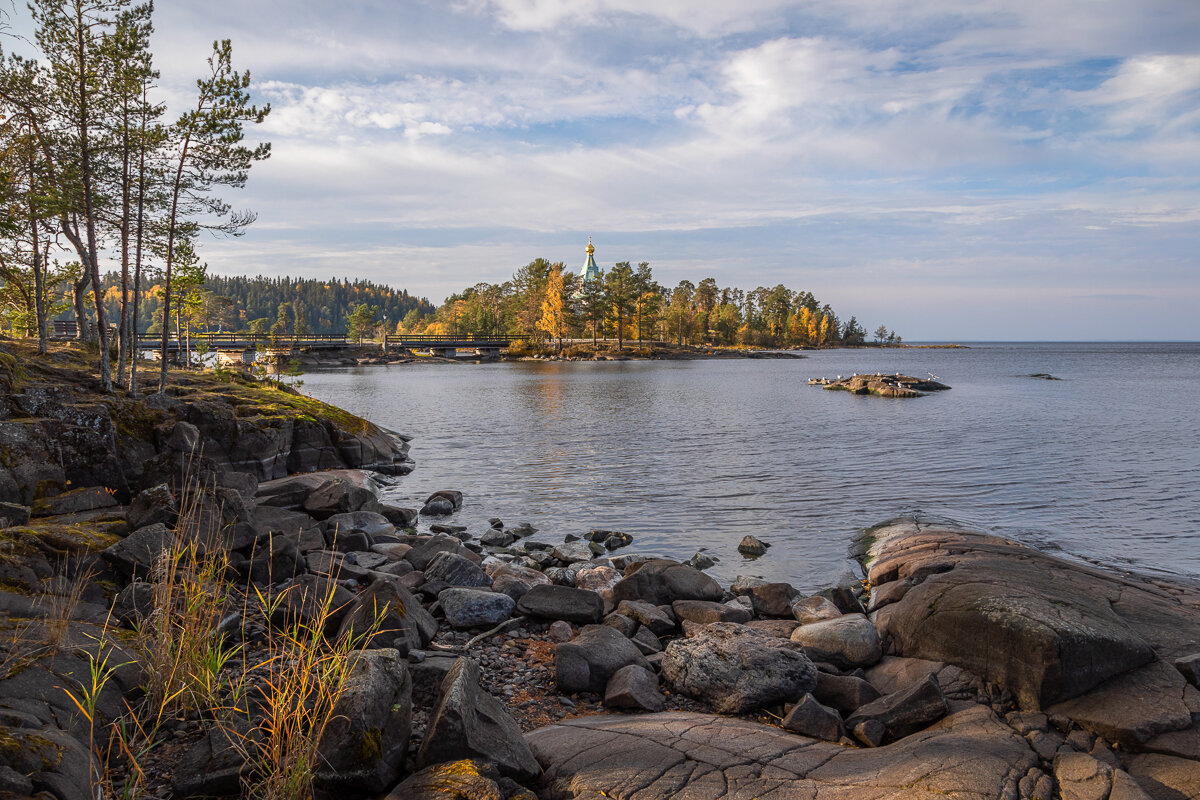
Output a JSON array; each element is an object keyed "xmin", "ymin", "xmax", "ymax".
[{"xmin": 300, "ymin": 343, "xmax": 1200, "ymax": 588}]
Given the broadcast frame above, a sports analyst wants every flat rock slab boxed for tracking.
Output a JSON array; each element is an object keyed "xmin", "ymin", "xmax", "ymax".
[
  {"xmin": 862, "ymin": 517, "xmax": 1200, "ymax": 709},
  {"xmin": 1047, "ymin": 659, "xmax": 1195, "ymax": 748},
  {"xmin": 528, "ymin": 706, "xmax": 1042, "ymax": 799}
]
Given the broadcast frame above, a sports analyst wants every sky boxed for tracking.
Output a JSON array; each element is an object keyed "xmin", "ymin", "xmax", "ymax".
[{"xmin": 13, "ymin": 0, "xmax": 1200, "ymax": 339}]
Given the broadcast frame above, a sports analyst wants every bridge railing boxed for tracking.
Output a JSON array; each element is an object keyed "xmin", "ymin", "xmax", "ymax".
[
  {"xmin": 136, "ymin": 333, "xmax": 351, "ymax": 346},
  {"xmin": 385, "ymin": 333, "xmax": 524, "ymax": 344}
]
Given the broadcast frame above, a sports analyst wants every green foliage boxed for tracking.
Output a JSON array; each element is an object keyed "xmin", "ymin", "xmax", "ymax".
[
  {"xmin": 89, "ymin": 272, "xmax": 433, "ymax": 335},
  {"xmin": 347, "ymin": 302, "xmax": 378, "ymax": 342}
]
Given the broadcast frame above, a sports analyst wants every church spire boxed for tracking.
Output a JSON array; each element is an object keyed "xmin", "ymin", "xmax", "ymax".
[{"xmin": 582, "ymin": 235, "xmax": 599, "ymax": 283}]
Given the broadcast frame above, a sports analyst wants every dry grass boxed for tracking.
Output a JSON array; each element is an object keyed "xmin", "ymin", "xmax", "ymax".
[
  {"xmin": 241, "ymin": 579, "xmax": 384, "ymax": 800},
  {"xmin": 135, "ymin": 477, "xmax": 238, "ymax": 721}
]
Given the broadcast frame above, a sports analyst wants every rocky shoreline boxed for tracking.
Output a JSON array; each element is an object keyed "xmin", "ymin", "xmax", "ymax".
[
  {"xmin": 291, "ymin": 343, "xmax": 810, "ymax": 368},
  {"xmin": 1, "ymin": 342, "xmax": 1197, "ymax": 800}
]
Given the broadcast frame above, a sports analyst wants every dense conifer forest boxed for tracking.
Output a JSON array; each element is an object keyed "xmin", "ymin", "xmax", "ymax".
[{"xmin": 91, "ymin": 272, "xmax": 433, "ymax": 335}]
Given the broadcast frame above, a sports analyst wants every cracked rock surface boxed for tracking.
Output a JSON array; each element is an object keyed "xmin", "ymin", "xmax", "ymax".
[{"xmin": 528, "ymin": 706, "xmax": 1042, "ymax": 799}]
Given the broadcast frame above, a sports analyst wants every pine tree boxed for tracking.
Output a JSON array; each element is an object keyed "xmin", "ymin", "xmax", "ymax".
[
  {"xmin": 605, "ymin": 261, "xmax": 635, "ymax": 350},
  {"xmin": 157, "ymin": 39, "xmax": 269, "ymax": 392}
]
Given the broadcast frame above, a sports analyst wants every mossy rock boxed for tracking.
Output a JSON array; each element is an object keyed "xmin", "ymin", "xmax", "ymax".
[{"xmin": 0, "ymin": 522, "xmax": 121, "ymax": 561}]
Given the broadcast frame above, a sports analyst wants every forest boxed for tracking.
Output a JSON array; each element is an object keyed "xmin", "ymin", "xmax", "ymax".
[
  {"xmin": 0, "ymin": 0, "xmax": 270, "ymax": 392},
  {"xmin": 90, "ymin": 272, "xmax": 433, "ymax": 337},
  {"xmin": 401, "ymin": 258, "xmax": 897, "ymax": 349}
]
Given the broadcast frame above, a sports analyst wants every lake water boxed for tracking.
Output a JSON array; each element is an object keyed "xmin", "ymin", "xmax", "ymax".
[{"xmin": 299, "ymin": 342, "xmax": 1200, "ymax": 591}]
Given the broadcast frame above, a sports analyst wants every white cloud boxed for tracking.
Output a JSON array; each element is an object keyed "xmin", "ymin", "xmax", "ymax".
[
  {"xmin": 1075, "ymin": 55, "xmax": 1200, "ymax": 132},
  {"xmin": 114, "ymin": 0, "xmax": 1200, "ymax": 338}
]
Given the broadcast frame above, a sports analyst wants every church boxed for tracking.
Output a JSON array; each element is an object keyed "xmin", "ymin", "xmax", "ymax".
[{"xmin": 581, "ymin": 236, "xmax": 600, "ymax": 284}]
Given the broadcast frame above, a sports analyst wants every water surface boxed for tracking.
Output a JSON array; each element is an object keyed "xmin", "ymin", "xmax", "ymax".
[{"xmin": 299, "ymin": 342, "xmax": 1200, "ymax": 590}]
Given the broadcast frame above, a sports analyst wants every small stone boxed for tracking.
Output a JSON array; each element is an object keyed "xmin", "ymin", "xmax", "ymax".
[
  {"xmin": 781, "ymin": 695, "xmax": 846, "ymax": 742},
  {"xmin": 632, "ymin": 626, "xmax": 663, "ymax": 655},
  {"xmin": 615, "ymin": 600, "xmax": 675, "ymax": 637},
  {"xmin": 604, "ymin": 665, "xmax": 664, "ymax": 712},
  {"xmin": 1174, "ymin": 653, "xmax": 1200, "ymax": 688},
  {"xmin": 853, "ymin": 718, "xmax": 886, "ymax": 747},
  {"xmin": 548, "ymin": 620, "xmax": 575, "ymax": 642},
  {"xmin": 791, "ymin": 595, "xmax": 844, "ymax": 624}
]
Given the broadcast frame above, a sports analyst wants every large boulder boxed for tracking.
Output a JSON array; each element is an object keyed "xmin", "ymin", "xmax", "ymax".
[
  {"xmin": 614, "ymin": 600, "xmax": 675, "ymax": 636},
  {"xmin": 324, "ymin": 511, "xmax": 395, "ymax": 541},
  {"xmin": 790, "ymin": 614, "xmax": 882, "ymax": 669},
  {"xmin": 315, "ymin": 649, "xmax": 412, "ymax": 793},
  {"xmin": 813, "ymin": 670, "xmax": 881, "ymax": 716},
  {"xmin": 862, "ymin": 518, "xmax": 1171, "ymax": 709},
  {"xmin": 517, "ymin": 584, "xmax": 604, "ymax": 624},
  {"xmin": 101, "ymin": 523, "xmax": 173, "ymax": 579},
  {"xmin": 660, "ymin": 622, "xmax": 817, "ymax": 714},
  {"xmin": 1046, "ymin": 659, "xmax": 1195, "ymax": 748},
  {"xmin": 440, "ymin": 588, "xmax": 515, "ymax": 629},
  {"xmin": 611, "ymin": 559, "xmax": 723, "ymax": 606},
  {"xmin": 270, "ymin": 574, "xmax": 356, "ymax": 637},
  {"xmin": 29, "ymin": 485, "xmax": 118, "ymax": 518},
  {"xmin": 745, "ymin": 582, "xmax": 800, "ymax": 617},
  {"xmin": 338, "ymin": 579, "xmax": 437, "ymax": 650},
  {"xmin": 781, "ymin": 694, "xmax": 845, "ymax": 742},
  {"xmin": 604, "ymin": 664, "xmax": 664, "ymax": 712},
  {"xmin": 251, "ymin": 504, "xmax": 325, "ymax": 553},
  {"xmin": 672, "ymin": 599, "xmax": 752, "ymax": 625},
  {"xmin": 556, "ymin": 624, "xmax": 652, "ymax": 693},
  {"xmin": 125, "ymin": 483, "xmax": 178, "ymax": 529},
  {"xmin": 304, "ymin": 478, "xmax": 380, "ymax": 520},
  {"xmin": 423, "ymin": 551, "xmax": 492, "ymax": 590},
  {"xmin": 171, "ymin": 722, "xmax": 252, "ymax": 797},
  {"xmin": 488, "ymin": 561, "xmax": 551, "ymax": 601},
  {"xmin": 416, "ymin": 657, "xmax": 541, "ymax": 783},
  {"xmin": 256, "ymin": 472, "xmax": 343, "ymax": 509},
  {"xmin": 406, "ymin": 535, "xmax": 479, "ymax": 571}
]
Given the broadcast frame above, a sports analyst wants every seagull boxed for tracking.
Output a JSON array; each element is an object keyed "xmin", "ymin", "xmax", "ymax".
[{"xmin": 928, "ymin": 372, "xmax": 939, "ymax": 380}]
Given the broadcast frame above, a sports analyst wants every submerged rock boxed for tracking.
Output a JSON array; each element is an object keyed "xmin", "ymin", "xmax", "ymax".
[{"xmin": 737, "ymin": 535, "xmax": 770, "ymax": 556}]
